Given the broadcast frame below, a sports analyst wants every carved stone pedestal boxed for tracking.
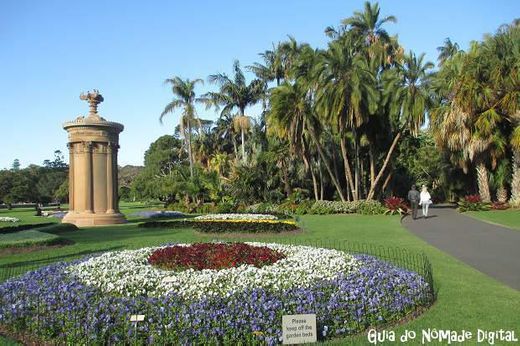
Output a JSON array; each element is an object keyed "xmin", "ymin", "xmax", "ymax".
[{"xmin": 62, "ymin": 90, "xmax": 126, "ymax": 227}]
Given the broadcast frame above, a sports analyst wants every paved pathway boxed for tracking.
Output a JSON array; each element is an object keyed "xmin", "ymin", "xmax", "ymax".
[{"xmin": 402, "ymin": 205, "xmax": 520, "ymax": 290}]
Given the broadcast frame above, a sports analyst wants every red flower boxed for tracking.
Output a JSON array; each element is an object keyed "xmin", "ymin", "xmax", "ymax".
[{"xmin": 148, "ymin": 243, "xmax": 286, "ymax": 271}]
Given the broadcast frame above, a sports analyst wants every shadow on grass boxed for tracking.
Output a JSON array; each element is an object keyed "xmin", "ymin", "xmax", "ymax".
[{"xmin": 0, "ymin": 245, "xmax": 124, "ymax": 269}]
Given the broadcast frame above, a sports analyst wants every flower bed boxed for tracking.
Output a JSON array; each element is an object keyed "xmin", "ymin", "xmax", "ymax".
[
  {"xmin": 195, "ymin": 213, "xmax": 278, "ymax": 221},
  {"xmin": 0, "ymin": 217, "xmax": 20, "ymax": 223},
  {"xmin": 139, "ymin": 219, "xmax": 299, "ymax": 233},
  {"xmin": 130, "ymin": 210, "xmax": 185, "ymax": 219},
  {"xmin": 0, "ymin": 243, "xmax": 433, "ymax": 345}
]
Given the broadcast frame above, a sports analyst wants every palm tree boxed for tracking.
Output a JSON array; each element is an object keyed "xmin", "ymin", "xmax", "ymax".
[
  {"xmin": 316, "ymin": 34, "xmax": 377, "ymax": 200},
  {"xmin": 366, "ymin": 52, "xmax": 434, "ymax": 200},
  {"xmin": 269, "ymin": 81, "xmax": 346, "ymax": 201},
  {"xmin": 204, "ymin": 60, "xmax": 265, "ymax": 163},
  {"xmin": 247, "ymin": 43, "xmax": 286, "ymax": 86},
  {"xmin": 341, "ymin": 1, "xmax": 397, "ymax": 46},
  {"xmin": 437, "ymin": 38, "xmax": 461, "ymax": 66},
  {"xmin": 160, "ymin": 77, "xmax": 204, "ymax": 178}
]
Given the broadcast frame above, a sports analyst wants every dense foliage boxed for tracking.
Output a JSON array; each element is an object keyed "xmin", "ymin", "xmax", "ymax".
[
  {"xmin": 0, "ymin": 151, "xmax": 68, "ymax": 205},
  {"xmin": 126, "ymin": 3, "xmax": 519, "ymax": 210}
]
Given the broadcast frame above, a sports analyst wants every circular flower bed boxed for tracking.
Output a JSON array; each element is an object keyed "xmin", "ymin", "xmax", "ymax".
[
  {"xmin": 66, "ymin": 243, "xmax": 359, "ymax": 299},
  {"xmin": 194, "ymin": 213, "xmax": 278, "ymax": 221},
  {"xmin": 0, "ymin": 243, "xmax": 433, "ymax": 345},
  {"xmin": 0, "ymin": 216, "xmax": 19, "ymax": 223},
  {"xmin": 148, "ymin": 243, "xmax": 286, "ymax": 270}
]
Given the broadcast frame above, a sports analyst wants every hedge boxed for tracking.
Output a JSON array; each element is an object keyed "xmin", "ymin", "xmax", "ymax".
[
  {"xmin": 0, "ymin": 222, "xmax": 55, "ymax": 235},
  {"xmin": 139, "ymin": 220, "xmax": 299, "ymax": 233}
]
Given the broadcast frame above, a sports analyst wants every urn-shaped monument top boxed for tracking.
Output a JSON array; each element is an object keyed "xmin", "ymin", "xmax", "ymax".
[{"xmin": 62, "ymin": 90, "xmax": 126, "ymax": 227}]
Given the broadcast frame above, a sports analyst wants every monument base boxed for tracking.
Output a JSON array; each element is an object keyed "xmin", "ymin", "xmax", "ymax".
[{"xmin": 62, "ymin": 212, "xmax": 127, "ymax": 227}]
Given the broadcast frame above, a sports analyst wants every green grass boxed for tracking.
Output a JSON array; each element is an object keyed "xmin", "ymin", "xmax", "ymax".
[
  {"xmin": 466, "ymin": 209, "xmax": 520, "ymax": 230},
  {"xmin": 0, "ymin": 230, "xmax": 62, "ymax": 248},
  {"xmin": 0, "ymin": 208, "xmax": 519, "ymax": 345}
]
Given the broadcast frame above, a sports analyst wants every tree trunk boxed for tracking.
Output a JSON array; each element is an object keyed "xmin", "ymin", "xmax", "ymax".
[
  {"xmin": 241, "ymin": 127, "xmax": 246, "ymax": 163},
  {"xmin": 368, "ymin": 143, "xmax": 375, "ymax": 186},
  {"xmin": 497, "ymin": 186, "xmax": 508, "ymax": 203},
  {"xmin": 302, "ymin": 151, "xmax": 319, "ymax": 201},
  {"xmin": 232, "ymin": 136, "xmax": 238, "ymax": 163},
  {"xmin": 382, "ymin": 171, "xmax": 392, "ymax": 195},
  {"xmin": 510, "ymin": 151, "xmax": 520, "ymax": 206},
  {"xmin": 339, "ymin": 136, "xmax": 356, "ymax": 201},
  {"xmin": 319, "ymin": 160, "xmax": 324, "ymax": 200},
  {"xmin": 476, "ymin": 162, "xmax": 491, "ymax": 203},
  {"xmin": 366, "ymin": 131, "xmax": 402, "ymax": 200},
  {"xmin": 354, "ymin": 137, "xmax": 360, "ymax": 201},
  {"xmin": 309, "ymin": 129, "xmax": 346, "ymax": 201},
  {"xmin": 187, "ymin": 123, "xmax": 194, "ymax": 178}
]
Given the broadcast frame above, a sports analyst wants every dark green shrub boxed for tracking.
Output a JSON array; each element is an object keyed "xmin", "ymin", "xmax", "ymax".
[
  {"xmin": 295, "ymin": 200, "xmax": 314, "ymax": 215},
  {"xmin": 139, "ymin": 219, "xmax": 299, "ymax": 233},
  {"xmin": 356, "ymin": 200, "xmax": 386, "ymax": 215},
  {"xmin": 36, "ymin": 223, "xmax": 78, "ymax": 234},
  {"xmin": 0, "ymin": 222, "xmax": 55, "ymax": 235},
  {"xmin": 138, "ymin": 220, "xmax": 193, "ymax": 229}
]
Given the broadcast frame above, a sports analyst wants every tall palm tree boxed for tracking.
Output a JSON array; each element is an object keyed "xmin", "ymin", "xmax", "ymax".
[
  {"xmin": 269, "ymin": 82, "xmax": 347, "ymax": 201},
  {"xmin": 204, "ymin": 60, "xmax": 265, "ymax": 163},
  {"xmin": 341, "ymin": 1, "xmax": 397, "ymax": 46},
  {"xmin": 247, "ymin": 43, "xmax": 286, "ymax": 86},
  {"xmin": 366, "ymin": 52, "xmax": 434, "ymax": 200},
  {"xmin": 437, "ymin": 38, "xmax": 461, "ymax": 66},
  {"xmin": 160, "ymin": 77, "xmax": 204, "ymax": 178},
  {"xmin": 316, "ymin": 34, "xmax": 378, "ymax": 200}
]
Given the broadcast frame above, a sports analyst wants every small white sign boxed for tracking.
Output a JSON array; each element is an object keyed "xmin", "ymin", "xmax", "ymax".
[
  {"xmin": 282, "ymin": 314, "xmax": 317, "ymax": 344},
  {"xmin": 162, "ymin": 276, "xmax": 176, "ymax": 283},
  {"xmin": 130, "ymin": 314, "xmax": 145, "ymax": 322}
]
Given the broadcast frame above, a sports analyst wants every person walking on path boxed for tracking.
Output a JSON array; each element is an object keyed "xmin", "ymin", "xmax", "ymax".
[
  {"xmin": 407, "ymin": 185, "xmax": 420, "ymax": 220},
  {"xmin": 419, "ymin": 185, "xmax": 432, "ymax": 218}
]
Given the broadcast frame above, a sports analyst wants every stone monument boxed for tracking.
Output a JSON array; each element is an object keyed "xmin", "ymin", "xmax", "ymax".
[{"xmin": 62, "ymin": 90, "xmax": 126, "ymax": 227}]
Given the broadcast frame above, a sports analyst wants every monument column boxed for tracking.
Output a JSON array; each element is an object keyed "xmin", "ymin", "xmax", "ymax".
[
  {"xmin": 84, "ymin": 141, "xmax": 93, "ymax": 213},
  {"xmin": 67, "ymin": 143, "xmax": 75, "ymax": 210},
  {"xmin": 62, "ymin": 90, "xmax": 126, "ymax": 227},
  {"xmin": 106, "ymin": 143, "xmax": 114, "ymax": 214}
]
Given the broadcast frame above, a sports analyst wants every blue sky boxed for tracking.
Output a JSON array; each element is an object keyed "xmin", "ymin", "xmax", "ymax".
[{"xmin": 1, "ymin": 0, "xmax": 518, "ymax": 169}]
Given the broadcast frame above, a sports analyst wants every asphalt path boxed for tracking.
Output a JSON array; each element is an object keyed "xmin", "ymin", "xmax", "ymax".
[{"xmin": 402, "ymin": 205, "xmax": 520, "ymax": 290}]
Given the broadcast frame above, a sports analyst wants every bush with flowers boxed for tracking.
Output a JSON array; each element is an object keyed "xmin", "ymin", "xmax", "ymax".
[
  {"xmin": 457, "ymin": 194, "xmax": 491, "ymax": 212},
  {"xmin": 384, "ymin": 197, "xmax": 409, "ymax": 215},
  {"xmin": 140, "ymin": 214, "xmax": 298, "ymax": 233},
  {"xmin": 0, "ymin": 242, "xmax": 434, "ymax": 344}
]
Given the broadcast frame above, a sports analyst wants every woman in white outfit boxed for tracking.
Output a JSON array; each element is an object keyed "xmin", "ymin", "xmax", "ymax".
[{"xmin": 419, "ymin": 185, "xmax": 432, "ymax": 218}]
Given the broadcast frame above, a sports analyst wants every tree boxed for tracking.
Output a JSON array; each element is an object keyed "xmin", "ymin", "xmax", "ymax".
[
  {"xmin": 160, "ymin": 77, "xmax": 204, "ymax": 178},
  {"xmin": 366, "ymin": 52, "xmax": 434, "ymax": 200},
  {"xmin": 11, "ymin": 159, "xmax": 20, "ymax": 171},
  {"xmin": 204, "ymin": 60, "xmax": 265, "ymax": 163},
  {"xmin": 341, "ymin": 1, "xmax": 397, "ymax": 46},
  {"xmin": 437, "ymin": 38, "xmax": 461, "ymax": 66}
]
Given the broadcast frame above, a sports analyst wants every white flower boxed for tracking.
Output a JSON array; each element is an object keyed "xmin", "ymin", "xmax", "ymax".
[
  {"xmin": 66, "ymin": 243, "xmax": 360, "ymax": 301},
  {"xmin": 0, "ymin": 217, "xmax": 19, "ymax": 222},
  {"xmin": 194, "ymin": 213, "xmax": 278, "ymax": 221}
]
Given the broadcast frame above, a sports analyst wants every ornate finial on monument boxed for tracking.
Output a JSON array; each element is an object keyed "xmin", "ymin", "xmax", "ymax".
[{"xmin": 80, "ymin": 89, "xmax": 104, "ymax": 117}]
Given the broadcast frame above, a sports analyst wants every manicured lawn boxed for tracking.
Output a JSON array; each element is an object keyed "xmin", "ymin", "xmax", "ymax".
[
  {"xmin": 466, "ymin": 210, "xmax": 520, "ymax": 230},
  {"xmin": 0, "ymin": 211, "xmax": 519, "ymax": 345},
  {"xmin": 0, "ymin": 230, "xmax": 61, "ymax": 248}
]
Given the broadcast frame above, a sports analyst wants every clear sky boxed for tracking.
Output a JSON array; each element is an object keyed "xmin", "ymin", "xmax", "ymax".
[{"xmin": 1, "ymin": 0, "xmax": 518, "ymax": 169}]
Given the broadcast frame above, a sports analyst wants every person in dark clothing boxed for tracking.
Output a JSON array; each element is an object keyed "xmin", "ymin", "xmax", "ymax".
[{"xmin": 407, "ymin": 185, "xmax": 420, "ymax": 220}]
